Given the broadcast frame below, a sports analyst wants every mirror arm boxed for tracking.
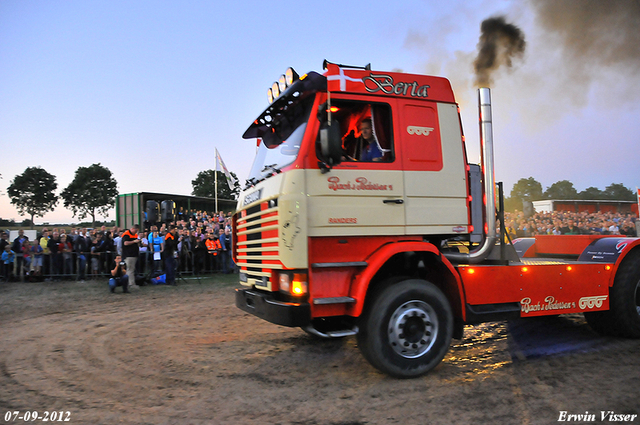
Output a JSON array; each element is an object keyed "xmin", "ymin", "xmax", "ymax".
[{"xmin": 317, "ymin": 161, "xmax": 331, "ymax": 174}]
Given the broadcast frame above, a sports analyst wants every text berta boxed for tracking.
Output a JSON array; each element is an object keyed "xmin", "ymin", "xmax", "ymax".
[{"xmin": 558, "ymin": 411, "xmax": 638, "ymax": 422}]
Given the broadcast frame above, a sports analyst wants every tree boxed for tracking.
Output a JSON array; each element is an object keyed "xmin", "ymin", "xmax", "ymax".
[
  {"xmin": 7, "ymin": 167, "xmax": 58, "ymax": 229},
  {"xmin": 61, "ymin": 163, "xmax": 118, "ymax": 227},
  {"xmin": 602, "ymin": 183, "xmax": 635, "ymax": 201},
  {"xmin": 509, "ymin": 177, "xmax": 543, "ymax": 202},
  {"xmin": 544, "ymin": 180, "xmax": 578, "ymax": 200},
  {"xmin": 192, "ymin": 170, "xmax": 240, "ymax": 200},
  {"xmin": 578, "ymin": 186, "xmax": 605, "ymax": 200}
]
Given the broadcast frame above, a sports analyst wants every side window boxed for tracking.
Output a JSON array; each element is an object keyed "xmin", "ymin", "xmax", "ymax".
[{"xmin": 329, "ymin": 101, "xmax": 394, "ymax": 162}]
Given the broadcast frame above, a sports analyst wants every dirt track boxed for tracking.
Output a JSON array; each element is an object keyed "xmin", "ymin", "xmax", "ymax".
[{"xmin": 1, "ymin": 276, "xmax": 639, "ymax": 425}]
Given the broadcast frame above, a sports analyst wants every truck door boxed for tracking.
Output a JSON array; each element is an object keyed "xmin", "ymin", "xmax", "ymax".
[
  {"xmin": 306, "ymin": 98, "xmax": 406, "ymax": 237},
  {"xmin": 399, "ymin": 101, "xmax": 469, "ymax": 235}
]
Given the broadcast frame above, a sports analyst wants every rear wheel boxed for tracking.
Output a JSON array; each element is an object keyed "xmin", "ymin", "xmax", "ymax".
[
  {"xmin": 357, "ymin": 279, "xmax": 453, "ymax": 378},
  {"xmin": 585, "ymin": 252, "xmax": 640, "ymax": 338}
]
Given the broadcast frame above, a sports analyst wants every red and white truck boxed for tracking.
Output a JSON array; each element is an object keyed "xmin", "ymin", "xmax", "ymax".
[{"xmin": 234, "ymin": 61, "xmax": 640, "ymax": 377}]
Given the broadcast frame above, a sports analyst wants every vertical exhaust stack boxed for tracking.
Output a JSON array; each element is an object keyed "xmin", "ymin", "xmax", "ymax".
[{"xmin": 444, "ymin": 88, "xmax": 497, "ymax": 264}]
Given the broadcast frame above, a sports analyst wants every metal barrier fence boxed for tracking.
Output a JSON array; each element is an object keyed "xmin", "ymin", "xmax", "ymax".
[{"xmin": 0, "ymin": 250, "xmax": 235, "ymax": 282}]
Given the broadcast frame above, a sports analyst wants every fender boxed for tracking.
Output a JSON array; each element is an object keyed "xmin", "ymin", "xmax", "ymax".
[
  {"xmin": 346, "ymin": 241, "xmax": 465, "ymax": 319},
  {"xmin": 576, "ymin": 237, "xmax": 640, "ymax": 284},
  {"xmin": 606, "ymin": 238, "xmax": 640, "ymax": 287}
]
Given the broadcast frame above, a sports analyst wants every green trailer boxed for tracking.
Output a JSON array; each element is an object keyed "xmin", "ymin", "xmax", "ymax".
[{"xmin": 116, "ymin": 192, "xmax": 236, "ymax": 229}]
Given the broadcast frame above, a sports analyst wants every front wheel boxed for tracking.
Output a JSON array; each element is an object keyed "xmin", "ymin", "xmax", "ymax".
[{"xmin": 356, "ymin": 279, "xmax": 453, "ymax": 378}]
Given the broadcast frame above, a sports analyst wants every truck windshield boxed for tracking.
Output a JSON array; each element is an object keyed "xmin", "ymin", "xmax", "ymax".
[
  {"xmin": 245, "ymin": 95, "xmax": 314, "ymax": 184},
  {"xmin": 247, "ymin": 121, "xmax": 307, "ymax": 183}
]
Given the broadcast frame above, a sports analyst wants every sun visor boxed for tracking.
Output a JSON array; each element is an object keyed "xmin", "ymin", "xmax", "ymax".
[{"xmin": 242, "ymin": 72, "xmax": 326, "ymax": 140}]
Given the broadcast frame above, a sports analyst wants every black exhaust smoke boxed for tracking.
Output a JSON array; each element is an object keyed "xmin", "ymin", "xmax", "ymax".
[{"xmin": 473, "ymin": 16, "xmax": 526, "ymax": 87}]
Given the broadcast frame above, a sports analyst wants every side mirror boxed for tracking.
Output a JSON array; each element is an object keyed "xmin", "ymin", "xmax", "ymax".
[{"xmin": 319, "ymin": 120, "xmax": 342, "ymax": 171}]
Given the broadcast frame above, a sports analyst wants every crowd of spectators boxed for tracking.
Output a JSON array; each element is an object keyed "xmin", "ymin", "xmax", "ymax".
[
  {"xmin": 2, "ymin": 208, "xmax": 638, "ymax": 282},
  {"xmin": 0, "ymin": 210, "xmax": 236, "ymax": 283},
  {"xmin": 504, "ymin": 210, "xmax": 638, "ymax": 239}
]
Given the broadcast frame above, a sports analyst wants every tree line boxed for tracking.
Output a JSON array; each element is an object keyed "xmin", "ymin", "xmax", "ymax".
[
  {"xmin": 505, "ymin": 178, "xmax": 637, "ymax": 212},
  {"xmin": 5, "ymin": 166, "xmax": 241, "ymax": 228},
  {"xmin": 6, "ymin": 164, "xmax": 118, "ymax": 228}
]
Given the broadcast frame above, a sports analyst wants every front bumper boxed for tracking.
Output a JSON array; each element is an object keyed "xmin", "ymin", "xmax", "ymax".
[{"xmin": 235, "ymin": 288, "xmax": 311, "ymax": 327}]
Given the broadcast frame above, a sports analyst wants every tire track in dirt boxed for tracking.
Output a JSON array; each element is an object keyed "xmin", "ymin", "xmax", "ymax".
[{"xmin": 2, "ymin": 280, "xmax": 640, "ymax": 425}]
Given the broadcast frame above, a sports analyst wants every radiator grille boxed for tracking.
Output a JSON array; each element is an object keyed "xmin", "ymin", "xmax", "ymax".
[{"xmin": 236, "ymin": 200, "xmax": 281, "ymax": 290}]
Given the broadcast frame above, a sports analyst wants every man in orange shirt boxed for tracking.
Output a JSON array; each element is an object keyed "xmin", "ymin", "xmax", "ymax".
[{"xmin": 205, "ymin": 232, "xmax": 221, "ymax": 272}]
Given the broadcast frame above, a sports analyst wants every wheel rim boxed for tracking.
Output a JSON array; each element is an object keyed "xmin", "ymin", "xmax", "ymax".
[{"xmin": 388, "ymin": 300, "xmax": 438, "ymax": 359}]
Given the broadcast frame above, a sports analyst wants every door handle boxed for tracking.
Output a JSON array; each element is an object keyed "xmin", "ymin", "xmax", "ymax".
[{"xmin": 383, "ymin": 199, "xmax": 404, "ymax": 204}]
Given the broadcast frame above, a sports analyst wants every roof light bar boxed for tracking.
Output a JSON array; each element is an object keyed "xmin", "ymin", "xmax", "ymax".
[{"xmin": 267, "ymin": 67, "xmax": 299, "ymax": 104}]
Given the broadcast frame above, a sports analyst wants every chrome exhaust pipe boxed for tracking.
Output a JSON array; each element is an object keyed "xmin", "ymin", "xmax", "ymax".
[{"xmin": 444, "ymin": 88, "xmax": 497, "ymax": 264}]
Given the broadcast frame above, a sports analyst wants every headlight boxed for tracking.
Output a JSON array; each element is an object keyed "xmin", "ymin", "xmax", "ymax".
[
  {"xmin": 271, "ymin": 82, "xmax": 280, "ymax": 99},
  {"xmin": 285, "ymin": 67, "xmax": 299, "ymax": 86},
  {"xmin": 278, "ymin": 74, "xmax": 287, "ymax": 93}
]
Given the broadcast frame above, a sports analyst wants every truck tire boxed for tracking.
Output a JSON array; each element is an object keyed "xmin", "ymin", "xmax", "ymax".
[
  {"xmin": 608, "ymin": 252, "xmax": 640, "ymax": 338},
  {"xmin": 356, "ymin": 279, "xmax": 453, "ymax": 378},
  {"xmin": 583, "ymin": 310, "xmax": 615, "ymax": 336},
  {"xmin": 585, "ymin": 251, "xmax": 640, "ymax": 338}
]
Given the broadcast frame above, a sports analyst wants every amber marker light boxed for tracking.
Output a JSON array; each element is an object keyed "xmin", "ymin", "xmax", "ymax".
[
  {"xmin": 329, "ymin": 106, "xmax": 340, "ymax": 113},
  {"xmin": 521, "ymin": 267, "xmax": 529, "ymax": 273},
  {"xmin": 467, "ymin": 268, "xmax": 475, "ymax": 274},
  {"xmin": 291, "ymin": 273, "xmax": 308, "ymax": 296},
  {"xmin": 566, "ymin": 266, "xmax": 573, "ymax": 271},
  {"xmin": 605, "ymin": 265, "xmax": 612, "ymax": 271}
]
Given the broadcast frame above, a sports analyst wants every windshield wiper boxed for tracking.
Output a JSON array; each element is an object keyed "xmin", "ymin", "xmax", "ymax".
[
  {"xmin": 261, "ymin": 164, "xmax": 282, "ymax": 174},
  {"xmin": 245, "ymin": 177, "xmax": 259, "ymax": 189}
]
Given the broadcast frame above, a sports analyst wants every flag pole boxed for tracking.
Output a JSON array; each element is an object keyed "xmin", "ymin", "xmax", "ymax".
[{"xmin": 215, "ymin": 165, "xmax": 218, "ymax": 213}]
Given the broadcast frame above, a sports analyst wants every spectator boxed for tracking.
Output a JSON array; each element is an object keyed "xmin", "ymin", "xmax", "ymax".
[
  {"xmin": 148, "ymin": 226, "xmax": 163, "ymax": 275},
  {"xmin": 179, "ymin": 229, "xmax": 194, "ymax": 273},
  {"xmin": 608, "ymin": 221, "xmax": 620, "ymax": 235},
  {"xmin": 74, "ymin": 231, "xmax": 90, "ymax": 282},
  {"xmin": 0, "ymin": 232, "xmax": 9, "ymax": 253},
  {"xmin": 102, "ymin": 231, "xmax": 115, "ymax": 270},
  {"xmin": 193, "ymin": 235, "xmax": 207, "ymax": 275},
  {"xmin": 108, "ymin": 255, "xmax": 129, "ymax": 294},
  {"xmin": 59, "ymin": 234, "xmax": 73, "ymax": 276},
  {"xmin": 121, "ymin": 224, "xmax": 141, "ymax": 287},
  {"xmin": 163, "ymin": 225, "xmax": 178, "ymax": 286},
  {"xmin": 561, "ymin": 219, "xmax": 582, "ymax": 235},
  {"xmin": 49, "ymin": 231, "xmax": 61, "ymax": 280},
  {"xmin": 2, "ymin": 245, "xmax": 15, "ymax": 282},
  {"xmin": 205, "ymin": 232, "xmax": 221, "ymax": 272},
  {"xmin": 220, "ymin": 227, "xmax": 234, "ymax": 274},
  {"xmin": 114, "ymin": 231, "xmax": 123, "ymax": 257},
  {"xmin": 90, "ymin": 233, "xmax": 105, "ymax": 279},
  {"xmin": 31, "ymin": 238, "xmax": 44, "ymax": 280},
  {"xmin": 40, "ymin": 230, "xmax": 51, "ymax": 276},
  {"xmin": 21, "ymin": 240, "xmax": 32, "ymax": 278},
  {"xmin": 138, "ymin": 230, "xmax": 149, "ymax": 275},
  {"xmin": 11, "ymin": 230, "xmax": 28, "ymax": 279}
]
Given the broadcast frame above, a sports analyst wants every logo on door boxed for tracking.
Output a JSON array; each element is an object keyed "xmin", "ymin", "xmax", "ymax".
[{"xmin": 407, "ymin": 126, "xmax": 434, "ymax": 136}]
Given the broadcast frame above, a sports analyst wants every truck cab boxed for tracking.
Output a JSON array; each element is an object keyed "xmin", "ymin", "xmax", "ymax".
[{"xmin": 235, "ymin": 62, "xmax": 640, "ymax": 378}]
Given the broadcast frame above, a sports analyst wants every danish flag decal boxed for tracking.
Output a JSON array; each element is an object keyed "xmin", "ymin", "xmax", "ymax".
[{"xmin": 326, "ymin": 63, "xmax": 364, "ymax": 92}]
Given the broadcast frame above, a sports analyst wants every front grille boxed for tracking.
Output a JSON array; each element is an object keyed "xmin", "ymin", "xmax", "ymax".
[{"xmin": 236, "ymin": 199, "xmax": 281, "ymax": 290}]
